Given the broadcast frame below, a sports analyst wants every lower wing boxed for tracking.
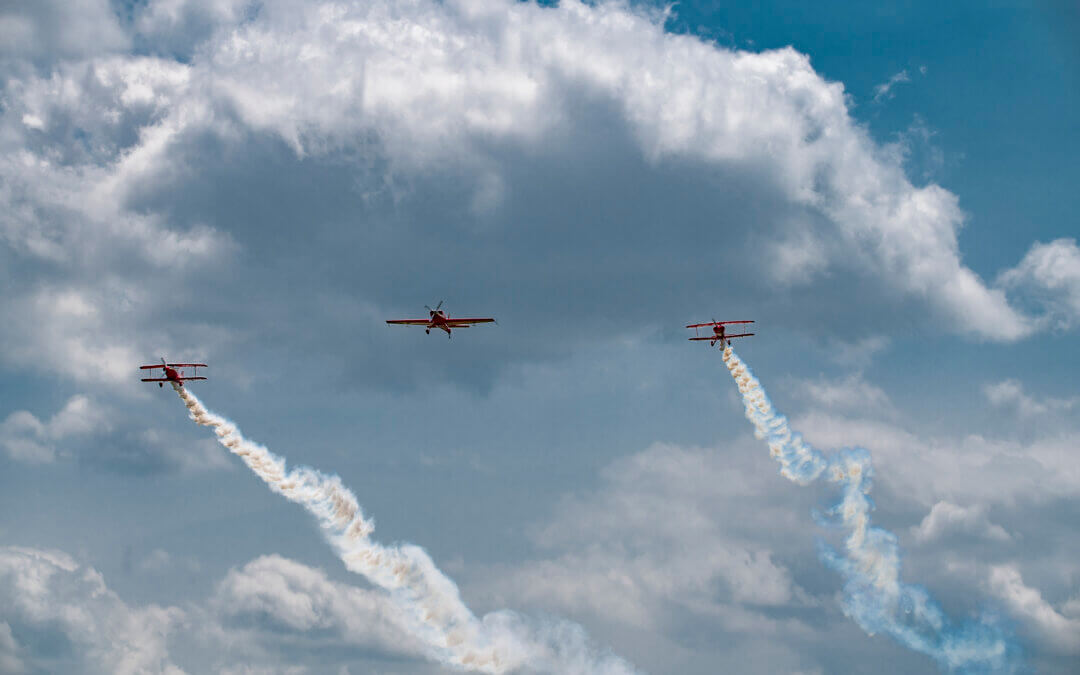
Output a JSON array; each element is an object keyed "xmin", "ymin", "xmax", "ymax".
[
  {"xmin": 141, "ymin": 377, "xmax": 207, "ymax": 382},
  {"xmin": 688, "ymin": 333, "xmax": 754, "ymax": 341}
]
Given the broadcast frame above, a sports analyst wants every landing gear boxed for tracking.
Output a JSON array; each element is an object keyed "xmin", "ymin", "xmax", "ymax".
[
  {"xmin": 159, "ymin": 382, "xmax": 163, "ymax": 388},
  {"xmin": 425, "ymin": 329, "xmax": 430, "ymax": 334}
]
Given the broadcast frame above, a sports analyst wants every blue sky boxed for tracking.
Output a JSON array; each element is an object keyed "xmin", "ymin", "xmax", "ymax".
[{"xmin": 1, "ymin": 0, "xmax": 1078, "ymax": 673}]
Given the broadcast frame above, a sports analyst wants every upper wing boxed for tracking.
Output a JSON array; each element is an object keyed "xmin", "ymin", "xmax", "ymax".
[
  {"xmin": 386, "ymin": 319, "xmax": 431, "ymax": 325},
  {"xmin": 139, "ymin": 365, "xmax": 166, "ymax": 370},
  {"xmin": 445, "ymin": 318, "xmax": 495, "ymax": 325},
  {"xmin": 166, "ymin": 363, "xmax": 208, "ymax": 368},
  {"xmin": 685, "ymin": 320, "xmax": 754, "ymax": 328},
  {"xmin": 141, "ymin": 377, "xmax": 170, "ymax": 381},
  {"xmin": 688, "ymin": 337, "xmax": 718, "ymax": 341}
]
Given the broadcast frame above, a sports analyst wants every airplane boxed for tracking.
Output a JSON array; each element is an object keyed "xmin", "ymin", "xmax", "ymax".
[
  {"xmin": 385, "ymin": 301, "xmax": 495, "ymax": 338},
  {"xmin": 139, "ymin": 358, "xmax": 208, "ymax": 387},
  {"xmin": 686, "ymin": 320, "xmax": 754, "ymax": 347}
]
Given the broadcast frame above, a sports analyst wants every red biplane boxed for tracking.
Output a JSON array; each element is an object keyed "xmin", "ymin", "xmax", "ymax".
[
  {"xmin": 385, "ymin": 301, "xmax": 495, "ymax": 338},
  {"xmin": 140, "ymin": 358, "xmax": 208, "ymax": 387},
  {"xmin": 686, "ymin": 320, "xmax": 755, "ymax": 347}
]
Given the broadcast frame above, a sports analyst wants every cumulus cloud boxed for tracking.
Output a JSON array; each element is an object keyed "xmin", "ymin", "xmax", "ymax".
[
  {"xmin": 987, "ymin": 565, "xmax": 1080, "ymax": 654},
  {"xmin": 213, "ymin": 554, "xmax": 426, "ymax": 660},
  {"xmin": 0, "ymin": 0, "xmax": 128, "ymax": 66},
  {"xmin": 0, "ymin": 0, "xmax": 1050, "ymax": 397},
  {"xmin": 0, "ymin": 546, "xmax": 185, "ymax": 674},
  {"xmin": 911, "ymin": 501, "xmax": 1011, "ymax": 543},
  {"xmin": 795, "ymin": 373, "xmax": 893, "ymax": 414},
  {"xmin": 132, "ymin": 0, "xmax": 254, "ymax": 60},
  {"xmin": 999, "ymin": 238, "xmax": 1080, "ymax": 329},
  {"xmin": 0, "ymin": 621, "xmax": 24, "ymax": 674},
  {"xmin": 173, "ymin": 0, "xmax": 1031, "ymax": 339},
  {"xmin": 823, "ymin": 336, "xmax": 890, "ymax": 368},
  {"xmin": 471, "ymin": 442, "xmax": 830, "ymax": 672},
  {"xmin": 0, "ymin": 395, "xmax": 228, "ymax": 473},
  {"xmin": 794, "ymin": 410, "xmax": 1080, "ymax": 506},
  {"xmin": 0, "ymin": 546, "xmax": 475, "ymax": 673},
  {"xmin": 0, "ymin": 395, "xmax": 103, "ymax": 462},
  {"xmin": 984, "ymin": 378, "xmax": 1076, "ymax": 418}
]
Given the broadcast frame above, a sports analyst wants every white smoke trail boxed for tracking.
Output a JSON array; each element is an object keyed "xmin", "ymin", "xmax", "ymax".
[
  {"xmin": 719, "ymin": 347, "xmax": 1018, "ymax": 673},
  {"xmin": 171, "ymin": 383, "xmax": 638, "ymax": 674}
]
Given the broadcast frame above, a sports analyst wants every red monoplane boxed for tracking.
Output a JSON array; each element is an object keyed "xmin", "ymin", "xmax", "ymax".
[
  {"xmin": 686, "ymin": 320, "xmax": 755, "ymax": 347},
  {"xmin": 386, "ymin": 301, "xmax": 495, "ymax": 338},
  {"xmin": 140, "ymin": 357, "xmax": 208, "ymax": 387}
]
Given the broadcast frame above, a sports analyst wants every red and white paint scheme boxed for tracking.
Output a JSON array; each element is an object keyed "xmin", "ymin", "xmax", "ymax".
[
  {"xmin": 686, "ymin": 320, "xmax": 755, "ymax": 347},
  {"xmin": 385, "ymin": 301, "xmax": 495, "ymax": 338},
  {"xmin": 140, "ymin": 358, "xmax": 208, "ymax": 388}
]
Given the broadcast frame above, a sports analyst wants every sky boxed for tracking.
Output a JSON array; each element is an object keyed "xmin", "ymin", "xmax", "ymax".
[{"xmin": 0, "ymin": 0, "xmax": 1078, "ymax": 673}]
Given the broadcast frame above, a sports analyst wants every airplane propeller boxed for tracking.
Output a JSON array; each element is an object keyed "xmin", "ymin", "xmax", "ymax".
[{"xmin": 425, "ymin": 300, "xmax": 444, "ymax": 316}]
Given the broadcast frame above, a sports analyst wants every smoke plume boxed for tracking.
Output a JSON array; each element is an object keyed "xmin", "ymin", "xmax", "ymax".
[
  {"xmin": 720, "ymin": 346, "xmax": 1017, "ymax": 672},
  {"xmin": 171, "ymin": 383, "xmax": 638, "ymax": 674}
]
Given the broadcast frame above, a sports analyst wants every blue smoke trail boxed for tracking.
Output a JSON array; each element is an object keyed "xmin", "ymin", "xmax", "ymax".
[{"xmin": 720, "ymin": 346, "xmax": 1017, "ymax": 672}]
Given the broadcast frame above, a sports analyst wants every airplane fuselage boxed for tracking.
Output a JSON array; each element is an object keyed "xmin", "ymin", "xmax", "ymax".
[
  {"xmin": 709, "ymin": 325, "xmax": 727, "ymax": 346},
  {"xmin": 425, "ymin": 311, "xmax": 454, "ymax": 335},
  {"xmin": 157, "ymin": 363, "xmax": 183, "ymax": 387}
]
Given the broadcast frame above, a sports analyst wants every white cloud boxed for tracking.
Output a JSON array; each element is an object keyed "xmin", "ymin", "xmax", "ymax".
[
  {"xmin": 0, "ymin": 0, "xmax": 128, "ymax": 64},
  {"xmin": 0, "ymin": 546, "xmax": 458, "ymax": 673},
  {"xmin": 212, "ymin": 554, "xmax": 425, "ymax": 658},
  {"xmin": 911, "ymin": 501, "xmax": 1011, "ymax": 543},
  {"xmin": 0, "ymin": 546, "xmax": 185, "ymax": 674},
  {"xmin": 984, "ymin": 379, "xmax": 1076, "ymax": 418},
  {"xmin": 873, "ymin": 70, "xmax": 911, "ymax": 103},
  {"xmin": 479, "ymin": 443, "xmax": 815, "ymax": 642},
  {"xmin": 0, "ymin": 395, "xmax": 104, "ymax": 463},
  {"xmin": 987, "ymin": 565, "xmax": 1080, "ymax": 654},
  {"xmin": 0, "ymin": 0, "xmax": 1043, "ymax": 357},
  {"xmin": 796, "ymin": 373, "xmax": 893, "ymax": 414},
  {"xmin": 794, "ymin": 410, "xmax": 1080, "ymax": 506},
  {"xmin": 0, "ymin": 621, "xmax": 24, "ymax": 675},
  {"xmin": 170, "ymin": 0, "xmax": 1029, "ymax": 339},
  {"xmin": 823, "ymin": 336, "xmax": 891, "ymax": 369},
  {"xmin": 999, "ymin": 238, "xmax": 1080, "ymax": 329}
]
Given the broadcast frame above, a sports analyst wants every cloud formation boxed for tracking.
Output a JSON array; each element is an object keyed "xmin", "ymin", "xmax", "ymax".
[
  {"xmin": 0, "ymin": 395, "xmax": 102, "ymax": 462},
  {"xmin": 0, "ymin": 0, "xmax": 1066, "ymax": 396},
  {"xmin": 911, "ymin": 502, "xmax": 1011, "ymax": 543},
  {"xmin": 0, "ymin": 546, "xmax": 184, "ymax": 674},
  {"xmin": 987, "ymin": 565, "xmax": 1080, "ymax": 655},
  {"xmin": 999, "ymin": 238, "xmax": 1080, "ymax": 329}
]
